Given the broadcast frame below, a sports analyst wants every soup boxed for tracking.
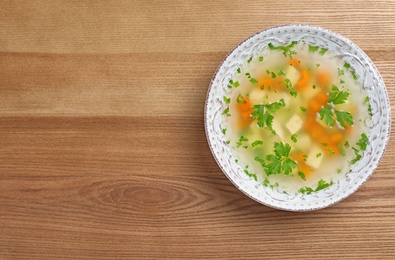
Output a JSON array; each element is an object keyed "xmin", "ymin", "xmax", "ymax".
[{"xmin": 222, "ymin": 41, "xmax": 371, "ymax": 194}]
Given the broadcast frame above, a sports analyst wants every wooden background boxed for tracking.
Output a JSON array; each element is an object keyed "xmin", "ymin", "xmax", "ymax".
[{"xmin": 1, "ymin": 1, "xmax": 394, "ymax": 259}]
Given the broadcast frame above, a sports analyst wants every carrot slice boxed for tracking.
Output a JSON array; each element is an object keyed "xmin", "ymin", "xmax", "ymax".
[
  {"xmin": 289, "ymin": 58, "xmax": 300, "ymax": 68},
  {"xmin": 235, "ymin": 98, "xmax": 253, "ymax": 130},
  {"xmin": 295, "ymin": 69, "xmax": 310, "ymax": 90},
  {"xmin": 291, "ymin": 152, "xmax": 313, "ymax": 178},
  {"xmin": 316, "ymin": 70, "xmax": 330, "ymax": 87}
]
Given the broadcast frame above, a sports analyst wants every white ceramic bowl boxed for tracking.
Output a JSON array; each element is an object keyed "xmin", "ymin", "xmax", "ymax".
[{"xmin": 204, "ymin": 24, "xmax": 390, "ymax": 211}]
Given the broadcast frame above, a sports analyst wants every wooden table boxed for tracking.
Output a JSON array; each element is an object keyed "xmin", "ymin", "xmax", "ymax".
[{"xmin": 1, "ymin": 1, "xmax": 394, "ymax": 259}]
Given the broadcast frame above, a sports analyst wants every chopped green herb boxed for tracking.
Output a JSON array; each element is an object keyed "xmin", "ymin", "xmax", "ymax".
[
  {"xmin": 237, "ymin": 67, "xmax": 241, "ymax": 73},
  {"xmin": 247, "ymin": 57, "xmax": 253, "ymax": 63},
  {"xmin": 235, "ymin": 159, "xmax": 238, "ymax": 163},
  {"xmin": 368, "ymin": 104, "xmax": 373, "ymax": 116},
  {"xmin": 291, "ymin": 134, "xmax": 298, "ymax": 143},
  {"xmin": 245, "ymin": 72, "xmax": 251, "ymax": 79},
  {"xmin": 244, "ymin": 168, "xmax": 257, "ymax": 181},
  {"xmin": 222, "ymin": 107, "xmax": 231, "ymax": 117},
  {"xmin": 251, "ymin": 140, "xmax": 264, "ymax": 148},
  {"xmin": 284, "ymin": 78, "xmax": 297, "ymax": 97},
  {"xmin": 263, "ymin": 178, "xmax": 270, "ymax": 187},
  {"xmin": 356, "ymin": 133, "xmax": 368, "ymax": 151},
  {"xmin": 351, "ymin": 71, "xmax": 358, "ymax": 80},
  {"xmin": 319, "ymin": 48, "xmax": 328, "ymax": 55},
  {"xmin": 316, "ymin": 63, "xmax": 320, "ymax": 68},
  {"xmin": 312, "ymin": 84, "xmax": 316, "ymax": 89},
  {"xmin": 344, "ymin": 62, "xmax": 351, "ymax": 69},
  {"xmin": 315, "ymin": 179, "xmax": 333, "ymax": 191},
  {"xmin": 300, "ymin": 106, "xmax": 307, "ymax": 112},
  {"xmin": 340, "ymin": 79, "xmax": 345, "ymax": 84},
  {"xmin": 223, "ymin": 96, "xmax": 231, "ymax": 104},
  {"xmin": 250, "ymin": 78, "xmax": 258, "ymax": 84},
  {"xmin": 338, "ymin": 69, "xmax": 344, "ymax": 76},
  {"xmin": 309, "ymin": 45, "xmax": 320, "ymax": 53},
  {"xmin": 278, "ymin": 70, "xmax": 286, "ymax": 76},
  {"xmin": 229, "ymin": 79, "xmax": 234, "ymax": 84},
  {"xmin": 300, "ymin": 179, "xmax": 333, "ymax": 194},
  {"xmin": 321, "ymin": 142, "xmax": 328, "ymax": 146},
  {"xmin": 271, "ymin": 72, "xmax": 277, "ymax": 78},
  {"xmin": 344, "ymin": 141, "xmax": 350, "ymax": 148},
  {"xmin": 226, "ymin": 140, "xmax": 230, "ymax": 144},
  {"xmin": 259, "ymin": 56, "xmax": 264, "ymax": 62},
  {"xmin": 266, "ymin": 69, "xmax": 270, "ymax": 75},
  {"xmin": 236, "ymin": 135, "xmax": 249, "ymax": 148},
  {"xmin": 268, "ymin": 41, "xmax": 298, "ymax": 58},
  {"xmin": 337, "ymin": 169, "xmax": 342, "ymax": 173},
  {"xmin": 222, "ymin": 128, "xmax": 227, "ymax": 135},
  {"xmin": 327, "ymin": 149, "xmax": 335, "ymax": 155},
  {"xmin": 364, "ymin": 96, "xmax": 369, "ymax": 103},
  {"xmin": 316, "ymin": 152, "xmax": 322, "ymax": 158},
  {"xmin": 236, "ymin": 93, "xmax": 247, "ymax": 105},
  {"xmin": 233, "ymin": 81, "xmax": 240, "ymax": 87}
]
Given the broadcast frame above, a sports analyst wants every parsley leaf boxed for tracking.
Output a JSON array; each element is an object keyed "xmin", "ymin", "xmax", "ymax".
[
  {"xmin": 291, "ymin": 134, "xmax": 298, "ymax": 143},
  {"xmin": 237, "ymin": 68, "xmax": 241, "ymax": 73},
  {"xmin": 247, "ymin": 57, "xmax": 253, "ymax": 63},
  {"xmin": 266, "ymin": 98, "xmax": 285, "ymax": 112},
  {"xmin": 222, "ymin": 128, "xmax": 227, "ymax": 135},
  {"xmin": 265, "ymin": 154, "xmax": 282, "ymax": 175},
  {"xmin": 328, "ymin": 85, "xmax": 349, "ymax": 104},
  {"xmin": 329, "ymin": 91, "xmax": 349, "ymax": 105},
  {"xmin": 300, "ymin": 106, "xmax": 307, "ymax": 112},
  {"xmin": 262, "ymin": 142, "xmax": 297, "ymax": 176},
  {"xmin": 259, "ymin": 56, "xmax": 264, "ymax": 62},
  {"xmin": 283, "ymin": 157, "xmax": 297, "ymax": 175},
  {"xmin": 251, "ymin": 99, "xmax": 285, "ymax": 134},
  {"xmin": 233, "ymin": 81, "xmax": 240, "ymax": 87},
  {"xmin": 344, "ymin": 62, "xmax": 351, "ymax": 69},
  {"xmin": 335, "ymin": 111, "xmax": 354, "ymax": 128},
  {"xmin": 319, "ymin": 106, "xmax": 335, "ymax": 127},
  {"xmin": 338, "ymin": 69, "xmax": 344, "ymax": 76}
]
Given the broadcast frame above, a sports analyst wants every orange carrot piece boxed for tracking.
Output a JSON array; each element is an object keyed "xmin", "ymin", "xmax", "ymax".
[
  {"xmin": 235, "ymin": 99, "xmax": 253, "ymax": 130},
  {"xmin": 291, "ymin": 152, "xmax": 313, "ymax": 178},
  {"xmin": 295, "ymin": 69, "xmax": 310, "ymax": 90},
  {"xmin": 289, "ymin": 58, "xmax": 300, "ymax": 68},
  {"xmin": 330, "ymin": 133, "xmax": 343, "ymax": 145},
  {"xmin": 316, "ymin": 70, "xmax": 330, "ymax": 87},
  {"xmin": 315, "ymin": 92, "xmax": 328, "ymax": 105}
]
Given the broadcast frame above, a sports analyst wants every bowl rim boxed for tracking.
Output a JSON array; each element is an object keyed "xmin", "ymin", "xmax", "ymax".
[{"xmin": 204, "ymin": 24, "xmax": 391, "ymax": 211}]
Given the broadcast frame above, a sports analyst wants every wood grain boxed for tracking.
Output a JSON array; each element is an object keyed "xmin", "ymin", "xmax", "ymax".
[{"xmin": 0, "ymin": 1, "xmax": 395, "ymax": 259}]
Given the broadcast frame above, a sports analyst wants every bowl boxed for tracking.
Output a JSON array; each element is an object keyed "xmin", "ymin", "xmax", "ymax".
[{"xmin": 204, "ymin": 24, "xmax": 390, "ymax": 211}]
